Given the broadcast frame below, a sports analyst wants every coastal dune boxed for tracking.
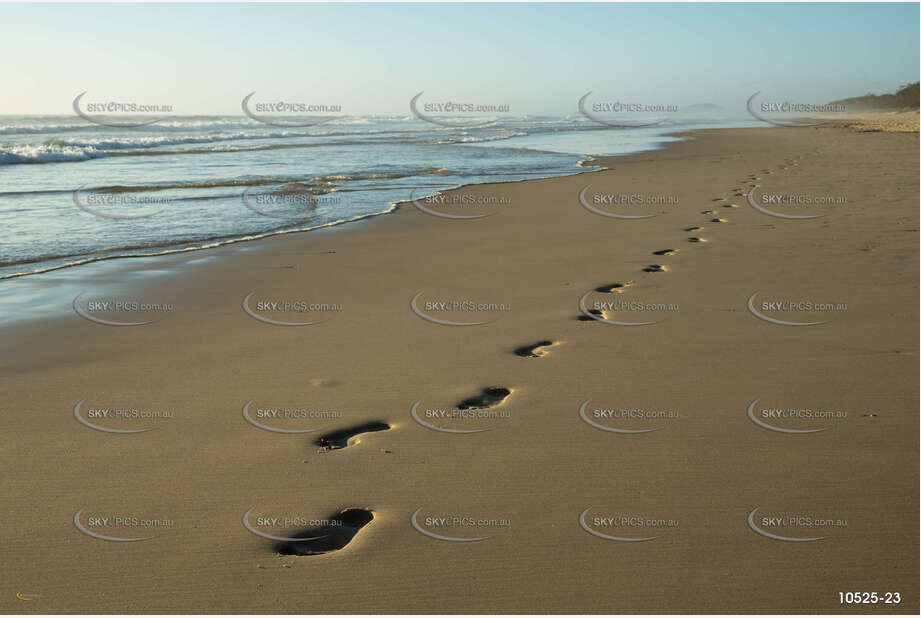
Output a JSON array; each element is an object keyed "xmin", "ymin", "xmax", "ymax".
[{"xmin": 1, "ymin": 124, "xmax": 917, "ymax": 613}]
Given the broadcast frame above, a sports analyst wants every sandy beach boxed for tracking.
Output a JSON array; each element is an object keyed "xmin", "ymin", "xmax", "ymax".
[{"xmin": 1, "ymin": 123, "xmax": 917, "ymax": 613}]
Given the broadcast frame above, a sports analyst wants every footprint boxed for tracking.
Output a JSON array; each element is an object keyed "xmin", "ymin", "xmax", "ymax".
[
  {"xmin": 595, "ymin": 281, "xmax": 634, "ymax": 293},
  {"xmin": 643, "ymin": 264, "xmax": 667, "ymax": 273},
  {"xmin": 687, "ymin": 237, "xmax": 707, "ymax": 243},
  {"xmin": 275, "ymin": 508, "xmax": 374, "ymax": 556},
  {"xmin": 710, "ymin": 218, "xmax": 727, "ymax": 223},
  {"xmin": 684, "ymin": 226, "xmax": 702, "ymax": 232},
  {"xmin": 722, "ymin": 203, "xmax": 739, "ymax": 208},
  {"xmin": 457, "ymin": 387, "xmax": 511, "ymax": 410},
  {"xmin": 577, "ymin": 309, "xmax": 604, "ymax": 321},
  {"xmin": 652, "ymin": 249, "xmax": 676, "ymax": 256},
  {"xmin": 514, "ymin": 340, "xmax": 554, "ymax": 358},
  {"xmin": 701, "ymin": 209, "xmax": 716, "ymax": 215},
  {"xmin": 711, "ymin": 197, "xmax": 723, "ymax": 202},
  {"xmin": 315, "ymin": 422, "xmax": 391, "ymax": 450}
]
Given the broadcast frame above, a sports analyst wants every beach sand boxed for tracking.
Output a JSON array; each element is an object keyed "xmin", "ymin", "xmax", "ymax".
[
  {"xmin": 822, "ymin": 109, "xmax": 920, "ymax": 133},
  {"xmin": 1, "ymin": 124, "xmax": 917, "ymax": 613}
]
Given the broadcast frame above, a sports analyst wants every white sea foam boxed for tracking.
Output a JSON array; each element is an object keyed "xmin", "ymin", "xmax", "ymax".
[{"xmin": 0, "ymin": 143, "xmax": 107, "ymax": 164}]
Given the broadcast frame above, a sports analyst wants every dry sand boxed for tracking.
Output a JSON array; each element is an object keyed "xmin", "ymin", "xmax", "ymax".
[
  {"xmin": 821, "ymin": 109, "xmax": 920, "ymax": 133},
  {"xmin": 1, "ymin": 124, "xmax": 917, "ymax": 613}
]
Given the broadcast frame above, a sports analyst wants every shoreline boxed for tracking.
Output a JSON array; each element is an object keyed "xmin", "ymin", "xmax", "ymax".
[
  {"xmin": 0, "ymin": 157, "xmax": 602, "ymax": 285},
  {"xmin": 0, "ymin": 140, "xmax": 625, "ymax": 326},
  {"xmin": 2, "ymin": 123, "xmax": 917, "ymax": 613},
  {"xmin": 1, "ymin": 115, "xmax": 743, "ymax": 285}
]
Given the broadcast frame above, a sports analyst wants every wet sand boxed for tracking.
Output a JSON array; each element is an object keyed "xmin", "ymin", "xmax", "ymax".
[{"xmin": 1, "ymin": 124, "xmax": 917, "ymax": 613}]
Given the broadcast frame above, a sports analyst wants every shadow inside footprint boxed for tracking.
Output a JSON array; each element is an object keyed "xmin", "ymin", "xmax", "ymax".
[
  {"xmin": 315, "ymin": 422, "xmax": 390, "ymax": 450},
  {"xmin": 514, "ymin": 340, "xmax": 553, "ymax": 358},
  {"xmin": 643, "ymin": 264, "xmax": 666, "ymax": 272},
  {"xmin": 457, "ymin": 387, "xmax": 510, "ymax": 410},
  {"xmin": 577, "ymin": 309, "xmax": 603, "ymax": 321},
  {"xmin": 275, "ymin": 507, "xmax": 373, "ymax": 556},
  {"xmin": 652, "ymin": 249, "xmax": 676, "ymax": 256},
  {"xmin": 595, "ymin": 281, "xmax": 632, "ymax": 293}
]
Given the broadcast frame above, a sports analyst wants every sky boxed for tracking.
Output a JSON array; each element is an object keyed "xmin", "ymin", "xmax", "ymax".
[{"xmin": 1, "ymin": 2, "xmax": 918, "ymax": 116}]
